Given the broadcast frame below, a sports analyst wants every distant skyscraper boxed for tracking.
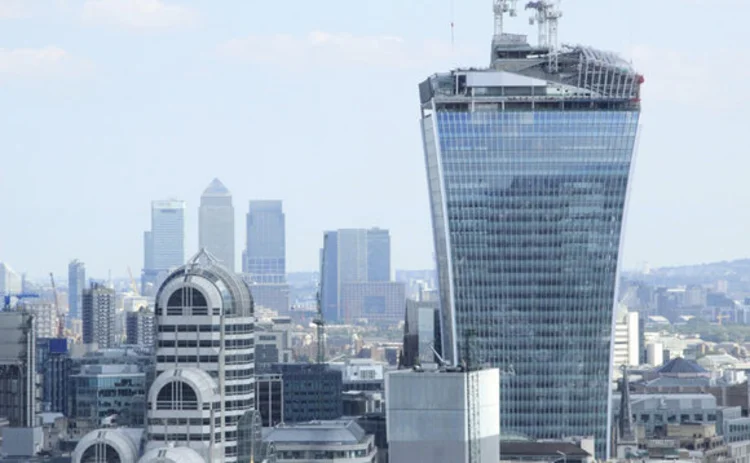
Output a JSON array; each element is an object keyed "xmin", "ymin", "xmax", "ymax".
[
  {"xmin": 82, "ymin": 283, "xmax": 117, "ymax": 348},
  {"xmin": 367, "ymin": 228, "xmax": 391, "ymax": 281},
  {"xmin": 244, "ymin": 200, "xmax": 285, "ymax": 283},
  {"xmin": 142, "ymin": 200, "xmax": 186, "ymax": 293},
  {"xmin": 68, "ymin": 259, "xmax": 86, "ymax": 324},
  {"xmin": 419, "ymin": 5, "xmax": 642, "ymax": 457},
  {"xmin": 320, "ymin": 228, "xmax": 392, "ymax": 321},
  {"xmin": 0, "ymin": 262, "xmax": 22, "ymax": 296},
  {"xmin": 199, "ymin": 178, "xmax": 235, "ymax": 271}
]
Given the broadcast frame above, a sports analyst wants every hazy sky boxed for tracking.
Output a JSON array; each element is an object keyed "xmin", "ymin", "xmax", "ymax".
[{"xmin": 0, "ymin": 0, "xmax": 746, "ymax": 279}]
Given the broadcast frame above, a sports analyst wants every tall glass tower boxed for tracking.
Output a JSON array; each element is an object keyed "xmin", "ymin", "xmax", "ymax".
[
  {"xmin": 419, "ymin": 4, "xmax": 642, "ymax": 457},
  {"xmin": 244, "ymin": 200, "xmax": 286, "ymax": 283}
]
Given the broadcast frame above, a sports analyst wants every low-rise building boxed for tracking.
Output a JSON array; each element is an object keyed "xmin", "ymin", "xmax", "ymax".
[{"xmin": 263, "ymin": 420, "xmax": 377, "ymax": 463}]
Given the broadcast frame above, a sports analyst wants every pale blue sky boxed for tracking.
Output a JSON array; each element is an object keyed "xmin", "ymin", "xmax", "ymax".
[{"xmin": 0, "ymin": 0, "xmax": 745, "ymax": 279}]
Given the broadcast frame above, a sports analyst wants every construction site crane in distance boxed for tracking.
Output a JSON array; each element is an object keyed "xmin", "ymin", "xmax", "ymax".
[
  {"xmin": 493, "ymin": 0, "xmax": 518, "ymax": 36},
  {"xmin": 50, "ymin": 272, "xmax": 64, "ymax": 338},
  {"xmin": 127, "ymin": 266, "xmax": 140, "ymax": 296}
]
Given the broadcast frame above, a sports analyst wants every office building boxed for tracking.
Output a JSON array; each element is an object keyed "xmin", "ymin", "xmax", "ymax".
[
  {"xmin": 244, "ymin": 200, "xmax": 285, "ymax": 283},
  {"xmin": 125, "ymin": 306, "xmax": 155, "ymax": 347},
  {"xmin": 246, "ymin": 281, "xmax": 291, "ymax": 315},
  {"xmin": 270, "ymin": 363, "xmax": 343, "ymax": 423},
  {"xmin": 0, "ymin": 312, "xmax": 38, "ymax": 427},
  {"xmin": 0, "ymin": 263, "xmax": 22, "ymax": 297},
  {"xmin": 339, "ymin": 281, "xmax": 406, "ymax": 324},
  {"xmin": 402, "ymin": 300, "xmax": 442, "ymax": 367},
  {"xmin": 320, "ymin": 228, "xmax": 393, "ymax": 322},
  {"xmin": 67, "ymin": 259, "xmax": 86, "ymax": 325},
  {"xmin": 36, "ymin": 338, "xmax": 69, "ymax": 414},
  {"xmin": 418, "ymin": 4, "xmax": 642, "ymax": 457},
  {"xmin": 256, "ymin": 374, "xmax": 284, "ymax": 427},
  {"xmin": 69, "ymin": 364, "xmax": 147, "ymax": 435},
  {"xmin": 262, "ymin": 420, "xmax": 377, "ymax": 463},
  {"xmin": 82, "ymin": 283, "xmax": 117, "ymax": 348},
  {"xmin": 386, "ymin": 367, "xmax": 500, "ymax": 463},
  {"xmin": 199, "ymin": 178, "xmax": 235, "ymax": 271},
  {"xmin": 18, "ymin": 301, "xmax": 58, "ymax": 339},
  {"xmin": 147, "ymin": 249, "xmax": 255, "ymax": 462},
  {"xmin": 255, "ymin": 317, "xmax": 294, "ymax": 373},
  {"xmin": 142, "ymin": 200, "xmax": 186, "ymax": 292},
  {"xmin": 613, "ymin": 306, "xmax": 640, "ymax": 371}
]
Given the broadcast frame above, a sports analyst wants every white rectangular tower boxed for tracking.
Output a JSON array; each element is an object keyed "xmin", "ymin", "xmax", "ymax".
[{"xmin": 386, "ymin": 367, "xmax": 500, "ymax": 463}]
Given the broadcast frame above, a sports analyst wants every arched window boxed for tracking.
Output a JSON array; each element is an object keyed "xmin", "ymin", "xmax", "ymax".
[
  {"xmin": 81, "ymin": 443, "xmax": 121, "ymax": 463},
  {"xmin": 166, "ymin": 288, "xmax": 209, "ymax": 316},
  {"xmin": 156, "ymin": 381, "xmax": 199, "ymax": 410}
]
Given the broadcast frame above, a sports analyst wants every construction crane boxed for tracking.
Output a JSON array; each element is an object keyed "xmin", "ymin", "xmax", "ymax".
[
  {"xmin": 50, "ymin": 272, "xmax": 64, "ymax": 338},
  {"xmin": 493, "ymin": 0, "xmax": 518, "ymax": 37},
  {"xmin": 3, "ymin": 292, "xmax": 40, "ymax": 310},
  {"xmin": 127, "ymin": 266, "xmax": 140, "ymax": 296},
  {"xmin": 313, "ymin": 235, "xmax": 328, "ymax": 364},
  {"xmin": 525, "ymin": 1, "xmax": 563, "ymax": 71},
  {"xmin": 312, "ymin": 292, "xmax": 326, "ymax": 364}
]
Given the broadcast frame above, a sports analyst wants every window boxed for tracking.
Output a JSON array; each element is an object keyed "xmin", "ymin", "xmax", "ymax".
[{"xmin": 156, "ymin": 381, "xmax": 199, "ymax": 410}]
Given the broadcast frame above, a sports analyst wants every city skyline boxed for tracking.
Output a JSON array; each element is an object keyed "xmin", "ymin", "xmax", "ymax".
[{"xmin": 0, "ymin": 1, "xmax": 745, "ymax": 279}]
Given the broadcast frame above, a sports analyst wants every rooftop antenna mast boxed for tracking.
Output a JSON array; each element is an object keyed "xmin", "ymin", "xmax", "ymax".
[
  {"xmin": 525, "ymin": 0, "xmax": 563, "ymax": 71},
  {"xmin": 493, "ymin": 0, "xmax": 518, "ymax": 37}
]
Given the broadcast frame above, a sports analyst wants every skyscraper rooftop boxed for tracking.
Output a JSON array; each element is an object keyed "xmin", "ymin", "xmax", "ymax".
[{"xmin": 202, "ymin": 177, "xmax": 231, "ymax": 197}]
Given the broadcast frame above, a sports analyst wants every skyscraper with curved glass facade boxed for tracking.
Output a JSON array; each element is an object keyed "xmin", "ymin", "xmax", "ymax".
[{"xmin": 419, "ymin": 28, "xmax": 642, "ymax": 458}]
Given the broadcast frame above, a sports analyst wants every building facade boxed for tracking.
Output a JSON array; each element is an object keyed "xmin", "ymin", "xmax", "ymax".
[
  {"xmin": 18, "ymin": 301, "xmax": 58, "ymax": 339},
  {"xmin": 125, "ymin": 307, "xmax": 155, "ymax": 347},
  {"xmin": 69, "ymin": 364, "xmax": 147, "ymax": 436},
  {"xmin": 147, "ymin": 249, "xmax": 255, "ymax": 462},
  {"xmin": 613, "ymin": 307, "xmax": 640, "ymax": 370},
  {"xmin": 199, "ymin": 178, "xmax": 235, "ymax": 271},
  {"xmin": 270, "ymin": 363, "xmax": 343, "ymax": 423},
  {"xmin": 82, "ymin": 283, "xmax": 117, "ymax": 348},
  {"xmin": 256, "ymin": 373, "xmax": 284, "ymax": 427},
  {"xmin": 244, "ymin": 200, "xmax": 286, "ymax": 283},
  {"xmin": 386, "ymin": 367, "xmax": 500, "ymax": 463},
  {"xmin": 418, "ymin": 7, "xmax": 642, "ymax": 457},
  {"xmin": 68, "ymin": 260, "xmax": 86, "ymax": 324},
  {"xmin": 0, "ymin": 312, "xmax": 37, "ymax": 427},
  {"xmin": 36, "ymin": 338, "xmax": 69, "ymax": 414},
  {"xmin": 320, "ymin": 228, "xmax": 393, "ymax": 322},
  {"xmin": 143, "ymin": 200, "xmax": 186, "ymax": 292},
  {"xmin": 339, "ymin": 281, "xmax": 406, "ymax": 324}
]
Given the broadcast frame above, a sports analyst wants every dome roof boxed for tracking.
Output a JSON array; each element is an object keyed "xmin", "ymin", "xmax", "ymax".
[
  {"xmin": 149, "ymin": 367, "xmax": 219, "ymax": 405},
  {"xmin": 72, "ymin": 429, "xmax": 141, "ymax": 463},
  {"xmin": 139, "ymin": 446, "xmax": 206, "ymax": 463},
  {"xmin": 155, "ymin": 249, "xmax": 253, "ymax": 317}
]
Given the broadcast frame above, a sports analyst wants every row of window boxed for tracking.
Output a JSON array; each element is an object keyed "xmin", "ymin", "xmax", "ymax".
[
  {"xmin": 156, "ymin": 353, "xmax": 254, "ymax": 364},
  {"xmin": 158, "ymin": 324, "xmax": 253, "ymax": 333},
  {"xmin": 158, "ymin": 338, "xmax": 254, "ymax": 349}
]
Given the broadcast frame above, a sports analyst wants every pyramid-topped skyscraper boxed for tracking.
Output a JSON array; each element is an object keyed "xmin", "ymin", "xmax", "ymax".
[{"xmin": 199, "ymin": 178, "xmax": 235, "ymax": 271}]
